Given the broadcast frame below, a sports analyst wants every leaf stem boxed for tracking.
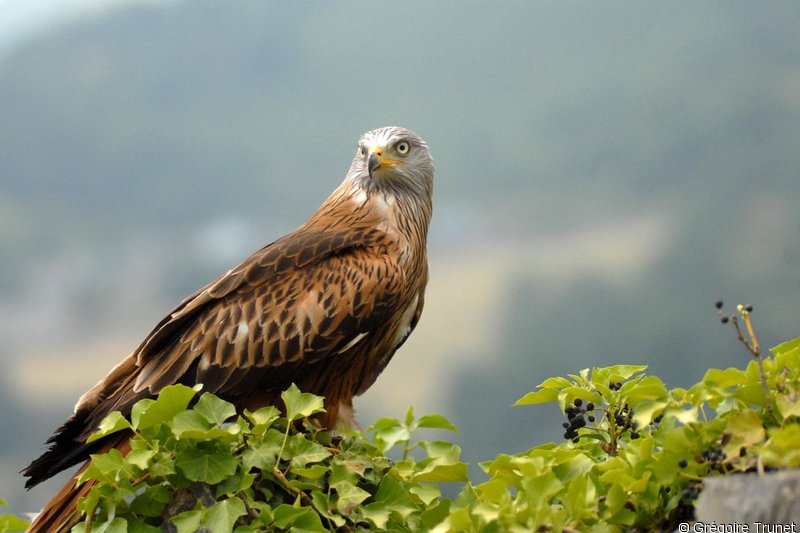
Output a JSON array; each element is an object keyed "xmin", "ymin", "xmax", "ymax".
[
  {"xmin": 277, "ymin": 424, "xmax": 291, "ymax": 466},
  {"xmin": 732, "ymin": 311, "xmax": 772, "ymax": 417},
  {"xmin": 677, "ymin": 471, "xmax": 705, "ymax": 482},
  {"xmin": 272, "ymin": 467, "xmax": 315, "ymax": 508}
]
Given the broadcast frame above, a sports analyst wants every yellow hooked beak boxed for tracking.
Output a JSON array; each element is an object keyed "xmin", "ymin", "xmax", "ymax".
[{"xmin": 367, "ymin": 146, "xmax": 402, "ymax": 179}]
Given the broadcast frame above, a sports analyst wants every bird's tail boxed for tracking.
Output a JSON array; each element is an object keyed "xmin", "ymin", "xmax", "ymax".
[{"xmin": 27, "ymin": 433, "xmax": 131, "ymax": 533}]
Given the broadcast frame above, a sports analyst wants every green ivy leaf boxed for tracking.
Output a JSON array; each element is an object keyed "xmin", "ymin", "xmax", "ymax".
[
  {"xmin": 129, "ymin": 484, "xmax": 171, "ymax": 517},
  {"xmin": 126, "ymin": 520, "xmax": 163, "ymax": 533},
  {"xmin": 703, "ymin": 367, "xmax": 748, "ymax": 388},
  {"xmin": 333, "ymin": 480, "xmax": 371, "ymax": 514},
  {"xmin": 632, "ymin": 399, "xmax": 670, "ymax": 427},
  {"xmin": 359, "ymin": 504, "xmax": 391, "ymax": 529},
  {"xmin": 622, "ymin": 375, "xmax": 669, "ymax": 404},
  {"xmin": 776, "ymin": 393, "xmax": 800, "ymax": 420},
  {"xmin": 514, "ymin": 387, "xmax": 559, "ymax": 406},
  {"xmin": 201, "ymin": 498, "xmax": 247, "ymax": 533},
  {"xmin": 194, "ymin": 393, "xmax": 237, "ymax": 426},
  {"xmin": 175, "ymin": 446, "xmax": 238, "ymax": 484},
  {"xmin": 170, "ymin": 510, "xmax": 203, "ymax": 533},
  {"xmin": 721, "ymin": 409, "xmax": 766, "ymax": 459},
  {"xmin": 79, "ymin": 449, "xmax": 137, "ymax": 484},
  {"xmin": 420, "ymin": 499, "xmax": 452, "ymax": 530},
  {"xmin": 416, "ymin": 414, "xmax": 459, "ymax": 433},
  {"xmin": 328, "ymin": 462, "xmax": 359, "ymax": 486},
  {"xmin": 287, "ymin": 434, "xmax": 332, "ymax": 469},
  {"xmin": 771, "ymin": 336, "xmax": 800, "ymax": 360},
  {"xmin": 272, "ymin": 504, "xmax": 327, "ymax": 532},
  {"xmin": 410, "ymin": 484, "xmax": 441, "ymax": 506},
  {"xmin": 172, "ymin": 409, "xmax": 242, "ymax": 441},
  {"xmin": 365, "ymin": 476, "xmax": 417, "ymax": 522},
  {"xmin": 414, "ymin": 441, "xmax": 469, "ymax": 482},
  {"xmin": 369, "ymin": 417, "xmax": 404, "ymax": 431},
  {"xmin": 87, "ymin": 411, "xmax": 133, "ymax": 443},
  {"xmin": 442, "ymin": 507, "xmax": 475, "ymax": 532},
  {"xmin": 172, "ymin": 409, "xmax": 212, "ymax": 435},
  {"xmin": 216, "ymin": 470, "xmax": 257, "ymax": 496},
  {"xmin": 281, "ymin": 384, "xmax": 325, "ymax": 421},
  {"xmin": 149, "ymin": 451, "xmax": 176, "ymax": 478},
  {"xmin": 132, "ymin": 384, "xmax": 199, "ymax": 430},
  {"xmin": 73, "ymin": 517, "xmax": 128, "ymax": 533},
  {"xmin": 0, "ymin": 511, "xmax": 29, "ymax": 533},
  {"xmin": 371, "ymin": 420, "xmax": 411, "ymax": 454},
  {"xmin": 537, "ymin": 376, "xmax": 573, "ymax": 389},
  {"xmin": 606, "ymin": 364, "xmax": 648, "ymax": 381},
  {"xmin": 759, "ymin": 425, "xmax": 800, "ymax": 467},
  {"xmin": 404, "ymin": 405, "xmax": 416, "ymax": 426},
  {"xmin": 242, "ymin": 439, "xmax": 282, "ymax": 471},
  {"xmin": 245, "ymin": 405, "xmax": 281, "ymax": 435},
  {"xmin": 100, "ymin": 517, "xmax": 129, "ymax": 533},
  {"xmin": 293, "ymin": 464, "xmax": 329, "ymax": 480},
  {"xmin": 126, "ymin": 449, "xmax": 155, "ymax": 470}
]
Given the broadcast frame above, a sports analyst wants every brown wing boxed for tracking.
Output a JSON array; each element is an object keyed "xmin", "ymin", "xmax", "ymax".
[{"xmin": 23, "ymin": 221, "xmax": 408, "ymax": 487}]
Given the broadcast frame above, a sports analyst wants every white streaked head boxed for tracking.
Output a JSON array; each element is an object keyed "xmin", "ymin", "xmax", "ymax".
[{"xmin": 347, "ymin": 126, "xmax": 434, "ymax": 199}]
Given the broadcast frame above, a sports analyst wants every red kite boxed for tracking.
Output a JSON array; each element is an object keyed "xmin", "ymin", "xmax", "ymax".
[{"xmin": 23, "ymin": 126, "xmax": 434, "ymax": 532}]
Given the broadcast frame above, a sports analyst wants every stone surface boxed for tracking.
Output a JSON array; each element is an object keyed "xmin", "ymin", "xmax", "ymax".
[{"xmin": 696, "ymin": 470, "xmax": 800, "ymax": 525}]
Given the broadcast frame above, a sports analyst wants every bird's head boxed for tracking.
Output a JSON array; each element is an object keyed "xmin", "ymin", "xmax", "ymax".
[{"xmin": 348, "ymin": 126, "xmax": 434, "ymax": 198}]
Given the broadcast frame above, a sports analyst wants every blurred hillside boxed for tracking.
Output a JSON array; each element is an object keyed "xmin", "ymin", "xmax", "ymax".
[{"xmin": 1, "ymin": 0, "xmax": 799, "ymax": 513}]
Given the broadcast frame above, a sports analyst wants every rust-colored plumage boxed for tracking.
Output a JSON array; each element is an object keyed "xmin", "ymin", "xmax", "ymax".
[{"xmin": 23, "ymin": 126, "xmax": 434, "ymax": 532}]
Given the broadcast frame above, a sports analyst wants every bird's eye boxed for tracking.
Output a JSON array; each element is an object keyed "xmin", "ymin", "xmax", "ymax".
[
  {"xmin": 358, "ymin": 146, "xmax": 366, "ymax": 158},
  {"xmin": 396, "ymin": 141, "xmax": 410, "ymax": 155}
]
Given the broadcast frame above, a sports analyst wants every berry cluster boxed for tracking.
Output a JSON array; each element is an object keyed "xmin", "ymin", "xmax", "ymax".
[
  {"xmin": 680, "ymin": 481, "xmax": 703, "ymax": 502},
  {"xmin": 611, "ymin": 403, "xmax": 640, "ymax": 439},
  {"xmin": 608, "ymin": 381, "xmax": 623, "ymax": 391},
  {"xmin": 700, "ymin": 447, "xmax": 729, "ymax": 473},
  {"xmin": 716, "ymin": 300, "xmax": 753, "ymax": 324},
  {"xmin": 664, "ymin": 478, "xmax": 702, "ymax": 527},
  {"xmin": 562, "ymin": 398, "xmax": 595, "ymax": 442},
  {"xmin": 677, "ymin": 446, "xmax": 730, "ymax": 474}
]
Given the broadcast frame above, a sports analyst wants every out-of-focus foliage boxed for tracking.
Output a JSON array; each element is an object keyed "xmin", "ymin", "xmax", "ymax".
[{"xmin": 0, "ymin": 499, "xmax": 29, "ymax": 533}]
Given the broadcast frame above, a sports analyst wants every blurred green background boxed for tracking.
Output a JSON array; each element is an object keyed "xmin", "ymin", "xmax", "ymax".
[{"xmin": 1, "ymin": 0, "xmax": 798, "ymax": 513}]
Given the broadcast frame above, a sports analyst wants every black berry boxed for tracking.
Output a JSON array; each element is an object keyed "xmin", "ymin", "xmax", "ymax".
[
  {"xmin": 715, "ymin": 300, "xmax": 724, "ymax": 309},
  {"xmin": 678, "ymin": 459, "xmax": 688, "ymax": 468},
  {"xmin": 721, "ymin": 316, "xmax": 729, "ymax": 324}
]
